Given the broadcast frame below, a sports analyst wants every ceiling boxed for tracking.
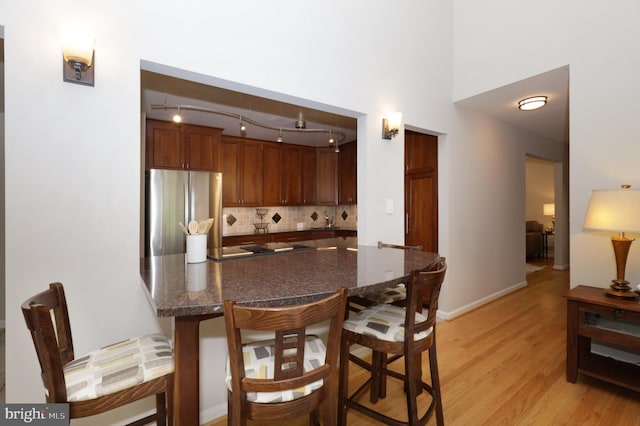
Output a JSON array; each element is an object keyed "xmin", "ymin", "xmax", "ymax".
[
  {"xmin": 141, "ymin": 70, "xmax": 358, "ymax": 148},
  {"xmin": 455, "ymin": 66, "xmax": 569, "ymax": 144},
  {"xmin": 142, "ymin": 65, "xmax": 569, "ymax": 148}
]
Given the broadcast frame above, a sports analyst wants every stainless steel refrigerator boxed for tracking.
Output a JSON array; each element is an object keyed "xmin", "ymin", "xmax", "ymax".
[{"xmin": 145, "ymin": 169, "xmax": 222, "ymax": 257}]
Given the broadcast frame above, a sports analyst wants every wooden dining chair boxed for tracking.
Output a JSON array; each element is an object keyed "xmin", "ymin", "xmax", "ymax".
[
  {"xmin": 347, "ymin": 242, "xmax": 425, "ymax": 313},
  {"xmin": 224, "ymin": 288, "xmax": 348, "ymax": 426},
  {"xmin": 21, "ymin": 282, "xmax": 174, "ymax": 425},
  {"xmin": 339, "ymin": 259, "xmax": 447, "ymax": 426}
]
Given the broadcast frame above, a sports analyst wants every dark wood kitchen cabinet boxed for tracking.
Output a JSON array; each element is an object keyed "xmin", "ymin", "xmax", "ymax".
[
  {"xmin": 338, "ymin": 141, "xmax": 357, "ymax": 204},
  {"xmin": 300, "ymin": 147, "xmax": 316, "ymax": 205},
  {"xmin": 145, "ymin": 119, "xmax": 220, "ymax": 171},
  {"xmin": 316, "ymin": 147, "xmax": 337, "ymax": 205},
  {"xmin": 263, "ymin": 143, "xmax": 305, "ymax": 206},
  {"xmin": 220, "ymin": 136, "xmax": 263, "ymax": 206}
]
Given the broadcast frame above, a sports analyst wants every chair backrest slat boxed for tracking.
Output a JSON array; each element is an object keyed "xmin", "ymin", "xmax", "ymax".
[
  {"xmin": 21, "ymin": 282, "xmax": 74, "ymax": 402},
  {"xmin": 405, "ymin": 258, "xmax": 447, "ymax": 341},
  {"xmin": 224, "ymin": 288, "xmax": 348, "ymax": 399}
]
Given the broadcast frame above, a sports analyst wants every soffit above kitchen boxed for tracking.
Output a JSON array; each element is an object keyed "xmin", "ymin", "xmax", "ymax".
[{"xmin": 141, "ymin": 69, "xmax": 358, "ymax": 148}]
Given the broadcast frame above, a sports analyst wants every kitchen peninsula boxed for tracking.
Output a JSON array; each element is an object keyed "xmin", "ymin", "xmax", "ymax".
[{"xmin": 140, "ymin": 237, "xmax": 439, "ymax": 424}]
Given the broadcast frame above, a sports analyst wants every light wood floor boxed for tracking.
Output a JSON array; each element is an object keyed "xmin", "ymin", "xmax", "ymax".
[{"xmin": 206, "ymin": 258, "xmax": 640, "ymax": 425}]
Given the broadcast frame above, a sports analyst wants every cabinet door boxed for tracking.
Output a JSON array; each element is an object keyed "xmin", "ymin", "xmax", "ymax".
[
  {"xmin": 281, "ymin": 145, "xmax": 302, "ymax": 205},
  {"xmin": 301, "ymin": 147, "xmax": 316, "ymax": 205},
  {"xmin": 263, "ymin": 143, "xmax": 282, "ymax": 205},
  {"xmin": 146, "ymin": 119, "xmax": 184, "ymax": 169},
  {"xmin": 316, "ymin": 147, "xmax": 337, "ymax": 205},
  {"xmin": 184, "ymin": 124, "xmax": 220, "ymax": 171},
  {"xmin": 338, "ymin": 141, "xmax": 357, "ymax": 204},
  {"xmin": 240, "ymin": 140, "xmax": 264, "ymax": 206},
  {"xmin": 220, "ymin": 137, "xmax": 241, "ymax": 206}
]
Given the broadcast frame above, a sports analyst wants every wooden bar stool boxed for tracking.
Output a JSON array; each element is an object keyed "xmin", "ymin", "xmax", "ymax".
[
  {"xmin": 224, "ymin": 288, "xmax": 348, "ymax": 425},
  {"xmin": 339, "ymin": 259, "xmax": 447, "ymax": 425},
  {"xmin": 21, "ymin": 282, "xmax": 174, "ymax": 425}
]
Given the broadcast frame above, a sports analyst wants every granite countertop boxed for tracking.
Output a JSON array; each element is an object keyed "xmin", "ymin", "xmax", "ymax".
[{"xmin": 140, "ymin": 238, "xmax": 439, "ymax": 317}]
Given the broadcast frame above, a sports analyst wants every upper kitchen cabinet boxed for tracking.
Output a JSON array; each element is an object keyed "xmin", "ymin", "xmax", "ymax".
[
  {"xmin": 300, "ymin": 147, "xmax": 317, "ymax": 205},
  {"xmin": 338, "ymin": 141, "xmax": 357, "ymax": 204},
  {"xmin": 316, "ymin": 147, "xmax": 338, "ymax": 205},
  {"xmin": 220, "ymin": 136, "xmax": 263, "ymax": 206},
  {"xmin": 263, "ymin": 143, "xmax": 304, "ymax": 206},
  {"xmin": 145, "ymin": 119, "xmax": 220, "ymax": 171}
]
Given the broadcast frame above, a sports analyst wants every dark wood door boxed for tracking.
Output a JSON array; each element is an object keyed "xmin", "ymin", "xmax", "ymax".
[{"xmin": 405, "ymin": 131, "xmax": 438, "ymax": 252}]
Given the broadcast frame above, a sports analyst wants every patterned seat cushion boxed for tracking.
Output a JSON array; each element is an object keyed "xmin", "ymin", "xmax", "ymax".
[
  {"xmin": 343, "ymin": 303, "xmax": 432, "ymax": 342},
  {"xmin": 364, "ymin": 283, "xmax": 406, "ymax": 304},
  {"xmin": 63, "ymin": 334, "xmax": 174, "ymax": 402},
  {"xmin": 225, "ymin": 335, "xmax": 326, "ymax": 403}
]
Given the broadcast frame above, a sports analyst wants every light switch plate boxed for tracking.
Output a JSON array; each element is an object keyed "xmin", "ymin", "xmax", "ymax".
[{"xmin": 385, "ymin": 198, "xmax": 394, "ymax": 214}]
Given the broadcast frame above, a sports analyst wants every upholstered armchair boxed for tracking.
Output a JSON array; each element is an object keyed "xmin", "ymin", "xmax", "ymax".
[{"xmin": 526, "ymin": 220, "xmax": 543, "ymax": 258}]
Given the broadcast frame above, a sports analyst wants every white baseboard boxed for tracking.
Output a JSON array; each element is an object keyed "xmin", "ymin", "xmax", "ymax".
[
  {"xmin": 437, "ymin": 280, "xmax": 528, "ymax": 321},
  {"xmin": 200, "ymin": 403, "xmax": 228, "ymax": 425},
  {"xmin": 553, "ymin": 263, "xmax": 569, "ymax": 270}
]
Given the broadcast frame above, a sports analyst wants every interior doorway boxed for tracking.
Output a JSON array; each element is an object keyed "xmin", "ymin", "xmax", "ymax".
[
  {"xmin": 404, "ymin": 130, "xmax": 438, "ymax": 252},
  {"xmin": 525, "ymin": 156, "xmax": 555, "ymax": 259}
]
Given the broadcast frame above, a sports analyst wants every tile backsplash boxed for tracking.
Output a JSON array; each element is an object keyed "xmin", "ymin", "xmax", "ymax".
[{"xmin": 222, "ymin": 205, "xmax": 357, "ymax": 236}]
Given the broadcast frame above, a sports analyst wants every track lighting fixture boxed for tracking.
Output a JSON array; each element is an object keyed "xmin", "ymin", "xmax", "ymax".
[
  {"xmin": 172, "ymin": 107, "xmax": 182, "ymax": 123},
  {"xmin": 151, "ymin": 102, "xmax": 347, "ymax": 147},
  {"xmin": 334, "ymin": 144, "xmax": 340, "ymax": 153}
]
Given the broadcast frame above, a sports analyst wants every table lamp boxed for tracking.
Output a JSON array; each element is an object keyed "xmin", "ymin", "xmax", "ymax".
[{"xmin": 583, "ymin": 185, "xmax": 640, "ymax": 299}]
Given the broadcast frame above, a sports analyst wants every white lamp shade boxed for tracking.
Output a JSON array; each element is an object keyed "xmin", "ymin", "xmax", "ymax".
[
  {"xmin": 387, "ymin": 112, "xmax": 402, "ymax": 132},
  {"xmin": 583, "ymin": 188, "xmax": 640, "ymax": 232},
  {"xmin": 61, "ymin": 28, "xmax": 94, "ymax": 66},
  {"xmin": 543, "ymin": 203, "xmax": 555, "ymax": 216}
]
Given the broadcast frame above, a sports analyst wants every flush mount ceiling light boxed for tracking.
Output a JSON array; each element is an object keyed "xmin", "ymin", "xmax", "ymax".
[
  {"xmin": 518, "ymin": 96, "xmax": 547, "ymax": 111},
  {"xmin": 151, "ymin": 102, "xmax": 346, "ymax": 147},
  {"xmin": 61, "ymin": 28, "xmax": 95, "ymax": 86}
]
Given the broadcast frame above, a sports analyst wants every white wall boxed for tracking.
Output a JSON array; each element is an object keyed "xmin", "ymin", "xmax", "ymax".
[
  {"xmin": 2, "ymin": 0, "xmax": 624, "ymax": 423},
  {"xmin": 453, "ymin": 0, "xmax": 640, "ymax": 285}
]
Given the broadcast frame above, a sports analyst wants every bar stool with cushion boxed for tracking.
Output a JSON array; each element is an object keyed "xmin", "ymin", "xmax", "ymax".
[
  {"xmin": 224, "ymin": 288, "xmax": 348, "ymax": 426},
  {"xmin": 338, "ymin": 259, "xmax": 447, "ymax": 426},
  {"xmin": 347, "ymin": 242, "xmax": 424, "ymax": 312},
  {"xmin": 21, "ymin": 282, "xmax": 174, "ymax": 426}
]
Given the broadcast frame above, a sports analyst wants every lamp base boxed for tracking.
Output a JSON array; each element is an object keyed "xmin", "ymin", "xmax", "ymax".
[{"xmin": 606, "ymin": 281, "xmax": 638, "ymax": 299}]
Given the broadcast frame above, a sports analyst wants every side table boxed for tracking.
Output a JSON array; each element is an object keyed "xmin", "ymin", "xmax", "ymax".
[{"xmin": 565, "ymin": 285, "xmax": 640, "ymax": 392}]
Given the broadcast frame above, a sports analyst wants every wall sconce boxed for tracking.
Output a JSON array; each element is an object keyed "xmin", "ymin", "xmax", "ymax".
[
  {"xmin": 382, "ymin": 112, "xmax": 402, "ymax": 139},
  {"xmin": 62, "ymin": 28, "xmax": 95, "ymax": 86}
]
